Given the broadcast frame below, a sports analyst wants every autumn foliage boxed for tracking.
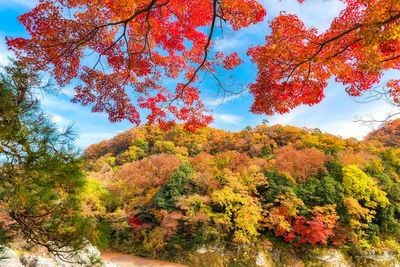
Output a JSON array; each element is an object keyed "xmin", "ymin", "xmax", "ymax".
[
  {"xmin": 8, "ymin": 0, "xmax": 400, "ymax": 130},
  {"xmin": 6, "ymin": 0, "xmax": 268, "ymax": 130},
  {"xmin": 366, "ymin": 120, "xmax": 400, "ymax": 147},
  {"xmin": 78, "ymin": 122, "xmax": 400, "ymax": 260},
  {"xmin": 248, "ymin": 0, "xmax": 400, "ymax": 116},
  {"xmin": 264, "ymin": 194, "xmax": 338, "ymax": 245},
  {"xmin": 273, "ymin": 146, "xmax": 329, "ymax": 183}
]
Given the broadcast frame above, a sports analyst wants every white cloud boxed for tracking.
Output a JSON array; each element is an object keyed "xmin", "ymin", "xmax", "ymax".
[
  {"xmin": 254, "ymin": 109, "xmax": 372, "ymax": 140},
  {"xmin": 213, "ymin": 113, "xmax": 243, "ymax": 125},
  {"xmin": 80, "ymin": 132, "xmax": 120, "ymax": 140},
  {"xmin": 261, "ymin": 0, "xmax": 345, "ymax": 32},
  {"xmin": 312, "ymin": 105, "xmax": 397, "ymax": 140},
  {"xmin": 51, "ymin": 115, "xmax": 64, "ymax": 125},
  {"xmin": 50, "ymin": 114, "xmax": 75, "ymax": 132},
  {"xmin": 61, "ymin": 86, "xmax": 76, "ymax": 98},
  {"xmin": 77, "ymin": 131, "xmax": 122, "ymax": 148},
  {"xmin": 0, "ymin": 34, "xmax": 10, "ymax": 66},
  {"xmin": 41, "ymin": 97, "xmax": 78, "ymax": 111},
  {"xmin": 267, "ymin": 105, "xmax": 309, "ymax": 126},
  {"xmin": 41, "ymin": 95, "xmax": 106, "ymax": 116},
  {"xmin": 205, "ymin": 92, "xmax": 246, "ymax": 106},
  {"xmin": 214, "ymin": 34, "xmax": 247, "ymax": 53},
  {"xmin": 0, "ymin": 0, "xmax": 38, "ymax": 9},
  {"xmin": 318, "ymin": 120, "xmax": 367, "ymax": 140}
]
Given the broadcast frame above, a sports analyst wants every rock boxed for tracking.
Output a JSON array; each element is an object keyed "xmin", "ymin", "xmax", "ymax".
[
  {"xmin": 54, "ymin": 242, "xmax": 103, "ymax": 267},
  {"xmin": 33, "ymin": 257, "xmax": 57, "ymax": 267},
  {"xmin": 70, "ymin": 242, "xmax": 102, "ymax": 266},
  {"xmin": 362, "ymin": 250, "xmax": 396, "ymax": 264},
  {"xmin": 255, "ymin": 252, "xmax": 266, "ymax": 266},
  {"xmin": 196, "ymin": 246, "xmax": 207, "ymax": 254},
  {"xmin": 270, "ymin": 249, "xmax": 281, "ymax": 263},
  {"xmin": 53, "ymin": 257, "xmax": 71, "ymax": 267},
  {"xmin": 376, "ymin": 250, "xmax": 396, "ymax": 262},
  {"xmin": 103, "ymin": 261, "xmax": 119, "ymax": 267},
  {"xmin": 317, "ymin": 249, "xmax": 351, "ymax": 267},
  {"xmin": 20, "ymin": 254, "xmax": 35, "ymax": 267},
  {"xmin": 0, "ymin": 246, "xmax": 23, "ymax": 267},
  {"xmin": 195, "ymin": 245, "xmax": 226, "ymax": 255}
]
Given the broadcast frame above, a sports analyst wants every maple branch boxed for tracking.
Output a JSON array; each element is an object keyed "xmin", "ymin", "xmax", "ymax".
[
  {"xmin": 124, "ymin": 0, "xmax": 172, "ymax": 86},
  {"xmin": 327, "ymin": 38, "xmax": 362, "ymax": 61},
  {"xmin": 47, "ymin": 27, "xmax": 100, "ymax": 61},
  {"xmin": 122, "ymin": 24, "xmax": 133, "ymax": 86},
  {"xmin": 166, "ymin": 5, "xmax": 186, "ymax": 27},
  {"xmin": 299, "ymin": 60, "xmax": 312, "ymax": 92},
  {"xmin": 46, "ymin": 0, "xmax": 161, "ymax": 63},
  {"xmin": 353, "ymin": 81, "xmax": 400, "ymax": 129},
  {"xmin": 312, "ymin": 12, "xmax": 400, "ymax": 61},
  {"xmin": 57, "ymin": 0, "xmax": 171, "ymax": 89},
  {"xmin": 286, "ymin": 24, "xmax": 362, "ymax": 77},
  {"xmin": 281, "ymin": 13, "xmax": 400, "ymax": 91},
  {"xmin": 101, "ymin": 0, "xmax": 159, "ymax": 27},
  {"xmin": 204, "ymin": 66, "xmax": 239, "ymax": 95},
  {"xmin": 122, "ymin": 3, "xmax": 155, "ymax": 86},
  {"xmin": 91, "ymin": 33, "xmax": 125, "ymax": 72},
  {"xmin": 169, "ymin": 0, "xmax": 218, "ymax": 105},
  {"xmin": 382, "ymin": 54, "xmax": 400, "ymax": 62}
]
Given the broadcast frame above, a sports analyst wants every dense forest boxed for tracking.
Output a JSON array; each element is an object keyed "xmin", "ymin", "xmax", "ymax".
[
  {"xmin": 70, "ymin": 120, "xmax": 400, "ymax": 265},
  {"xmin": 4, "ymin": 0, "xmax": 400, "ymax": 265}
]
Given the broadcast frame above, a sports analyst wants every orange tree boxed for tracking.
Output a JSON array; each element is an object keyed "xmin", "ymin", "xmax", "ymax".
[{"xmin": 7, "ymin": 0, "xmax": 400, "ymax": 129}]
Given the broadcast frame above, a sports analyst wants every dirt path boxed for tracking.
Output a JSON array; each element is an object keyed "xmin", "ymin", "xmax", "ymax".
[{"xmin": 101, "ymin": 252, "xmax": 186, "ymax": 267}]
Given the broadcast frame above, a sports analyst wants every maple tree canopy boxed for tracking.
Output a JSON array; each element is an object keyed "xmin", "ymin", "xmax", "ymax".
[{"xmin": 7, "ymin": 0, "xmax": 400, "ymax": 130}]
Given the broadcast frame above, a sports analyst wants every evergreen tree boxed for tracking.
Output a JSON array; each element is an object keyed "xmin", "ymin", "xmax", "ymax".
[
  {"xmin": 0, "ymin": 61, "xmax": 95, "ymax": 256},
  {"xmin": 153, "ymin": 162, "xmax": 194, "ymax": 212}
]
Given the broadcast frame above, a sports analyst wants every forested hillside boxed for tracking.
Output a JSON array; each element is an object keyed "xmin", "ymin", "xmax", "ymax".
[
  {"xmin": 81, "ymin": 122, "xmax": 400, "ymax": 265},
  {"xmin": 366, "ymin": 120, "xmax": 400, "ymax": 147}
]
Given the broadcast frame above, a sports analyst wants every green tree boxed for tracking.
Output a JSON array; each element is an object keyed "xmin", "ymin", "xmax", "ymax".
[
  {"xmin": 0, "ymin": 61, "xmax": 95, "ymax": 256},
  {"xmin": 260, "ymin": 170, "xmax": 296, "ymax": 204},
  {"xmin": 153, "ymin": 162, "xmax": 195, "ymax": 212},
  {"xmin": 325, "ymin": 159, "xmax": 344, "ymax": 182},
  {"xmin": 295, "ymin": 176, "xmax": 345, "ymax": 209}
]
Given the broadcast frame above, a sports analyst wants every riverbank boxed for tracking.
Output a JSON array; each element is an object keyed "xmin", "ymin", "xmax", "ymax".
[
  {"xmin": 101, "ymin": 252, "xmax": 186, "ymax": 267},
  {"xmin": 0, "ymin": 244, "xmax": 185, "ymax": 267}
]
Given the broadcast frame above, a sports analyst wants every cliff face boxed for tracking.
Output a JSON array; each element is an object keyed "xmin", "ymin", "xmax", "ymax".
[{"xmin": 168, "ymin": 245, "xmax": 399, "ymax": 267}]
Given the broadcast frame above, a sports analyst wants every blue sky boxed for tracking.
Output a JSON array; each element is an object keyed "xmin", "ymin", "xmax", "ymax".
[{"xmin": 0, "ymin": 0, "xmax": 397, "ymax": 148}]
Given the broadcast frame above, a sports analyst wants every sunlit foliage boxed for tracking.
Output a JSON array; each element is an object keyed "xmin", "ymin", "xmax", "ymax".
[{"xmin": 82, "ymin": 120, "xmax": 400, "ymax": 256}]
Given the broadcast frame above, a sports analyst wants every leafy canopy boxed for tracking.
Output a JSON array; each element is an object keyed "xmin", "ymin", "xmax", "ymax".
[
  {"xmin": 8, "ymin": 0, "xmax": 400, "ymax": 129},
  {"xmin": 7, "ymin": 0, "xmax": 266, "ymax": 131}
]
